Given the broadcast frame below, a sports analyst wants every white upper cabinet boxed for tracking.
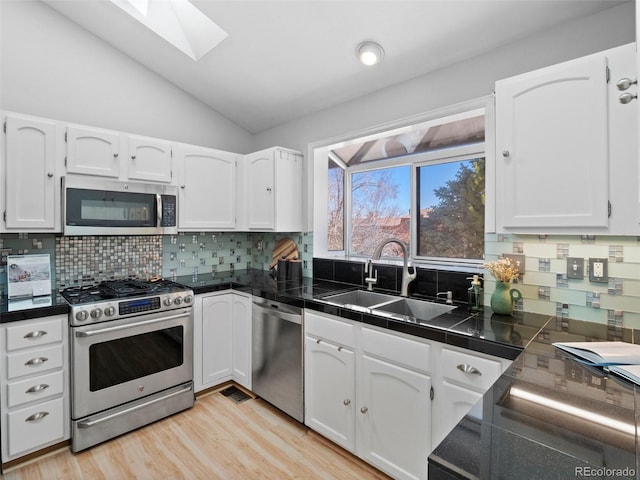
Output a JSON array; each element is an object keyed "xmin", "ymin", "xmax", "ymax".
[
  {"xmin": 495, "ymin": 43, "xmax": 637, "ymax": 234},
  {"xmin": 3, "ymin": 113, "xmax": 63, "ymax": 231},
  {"xmin": 244, "ymin": 147, "xmax": 304, "ymax": 231},
  {"xmin": 126, "ymin": 134, "xmax": 172, "ymax": 183},
  {"xmin": 175, "ymin": 143, "xmax": 238, "ymax": 231},
  {"xmin": 66, "ymin": 126, "xmax": 173, "ymax": 183},
  {"xmin": 66, "ymin": 125, "xmax": 122, "ymax": 178}
]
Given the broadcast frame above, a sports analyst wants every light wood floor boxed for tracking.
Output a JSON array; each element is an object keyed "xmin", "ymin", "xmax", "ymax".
[{"xmin": 2, "ymin": 390, "xmax": 390, "ymax": 480}]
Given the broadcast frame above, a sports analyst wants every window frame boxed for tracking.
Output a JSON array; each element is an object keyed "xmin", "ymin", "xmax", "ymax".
[
  {"xmin": 411, "ymin": 144, "xmax": 486, "ymax": 269},
  {"xmin": 311, "ymin": 96, "xmax": 495, "ymax": 273}
]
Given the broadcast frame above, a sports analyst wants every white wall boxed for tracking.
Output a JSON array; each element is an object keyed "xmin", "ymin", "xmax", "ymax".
[
  {"xmin": 0, "ymin": 0, "xmax": 253, "ymax": 152},
  {"xmin": 254, "ymin": 2, "xmax": 635, "ymax": 152}
]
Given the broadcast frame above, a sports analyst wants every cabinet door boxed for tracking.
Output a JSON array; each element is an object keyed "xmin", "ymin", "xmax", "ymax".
[
  {"xmin": 66, "ymin": 125, "xmax": 121, "ymax": 177},
  {"xmin": 4, "ymin": 115, "xmax": 59, "ymax": 230},
  {"xmin": 201, "ymin": 295, "xmax": 233, "ymax": 386},
  {"xmin": 496, "ymin": 53, "xmax": 609, "ymax": 229},
  {"xmin": 358, "ymin": 354, "xmax": 431, "ymax": 480},
  {"xmin": 127, "ymin": 135, "xmax": 172, "ymax": 183},
  {"xmin": 176, "ymin": 145, "xmax": 237, "ymax": 230},
  {"xmin": 304, "ymin": 335, "xmax": 355, "ymax": 452},
  {"xmin": 245, "ymin": 151, "xmax": 275, "ymax": 229},
  {"xmin": 432, "ymin": 381, "xmax": 482, "ymax": 449},
  {"xmin": 231, "ymin": 294, "xmax": 252, "ymax": 390}
]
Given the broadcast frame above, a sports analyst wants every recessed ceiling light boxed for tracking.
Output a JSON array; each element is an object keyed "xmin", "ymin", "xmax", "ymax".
[{"xmin": 356, "ymin": 41, "xmax": 384, "ymax": 66}]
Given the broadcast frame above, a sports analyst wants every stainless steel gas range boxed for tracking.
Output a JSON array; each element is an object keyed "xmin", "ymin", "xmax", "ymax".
[{"xmin": 61, "ymin": 278, "xmax": 194, "ymax": 452}]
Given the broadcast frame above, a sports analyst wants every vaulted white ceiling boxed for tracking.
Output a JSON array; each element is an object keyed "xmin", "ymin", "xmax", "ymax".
[{"xmin": 41, "ymin": 0, "xmax": 627, "ymax": 134}]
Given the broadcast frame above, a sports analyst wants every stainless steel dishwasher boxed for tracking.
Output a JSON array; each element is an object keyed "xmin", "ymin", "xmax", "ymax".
[{"xmin": 252, "ymin": 297, "xmax": 303, "ymax": 422}]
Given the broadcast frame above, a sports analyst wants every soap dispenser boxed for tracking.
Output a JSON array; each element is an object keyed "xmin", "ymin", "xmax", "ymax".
[{"xmin": 467, "ymin": 275, "xmax": 484, "ymax": 312}]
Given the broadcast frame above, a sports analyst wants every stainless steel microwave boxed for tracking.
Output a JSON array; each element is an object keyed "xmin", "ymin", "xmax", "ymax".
[{"xmin": 62, "ymin": 176, "xmax": 178, "ymax": 235}]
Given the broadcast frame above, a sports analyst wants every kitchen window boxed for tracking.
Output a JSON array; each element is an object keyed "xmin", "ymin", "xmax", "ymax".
[{"xmin": 318, "ymin": 103, "xmax": 486, "ymax": 269}]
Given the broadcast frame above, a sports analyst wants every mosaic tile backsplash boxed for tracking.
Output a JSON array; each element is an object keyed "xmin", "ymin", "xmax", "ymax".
[
  {"xmin": 0, "ymin": 232, "xmax": 312, "ymax": 297},
  {"xmin": 161, "ymin": 232, "xmax": 313, "ymax": 280},
  {"xmin": 485, "ymin": 233, "xmax": 640, "ymax": 329}
]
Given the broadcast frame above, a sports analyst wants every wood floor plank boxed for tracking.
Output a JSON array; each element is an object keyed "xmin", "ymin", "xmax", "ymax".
[{"xmin": 3, "ymin": 392, "xmax": 390, "ymax": 480}]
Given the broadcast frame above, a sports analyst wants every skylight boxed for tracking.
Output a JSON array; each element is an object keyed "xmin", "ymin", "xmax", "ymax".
[{"xmin": 110, "ymin": 0, "xmax": 228, "ymax": 61}]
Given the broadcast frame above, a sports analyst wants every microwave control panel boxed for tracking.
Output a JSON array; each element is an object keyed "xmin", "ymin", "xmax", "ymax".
[{"xmin": 161, "ymin": 195, "xmax": 177, "ymax": 227}]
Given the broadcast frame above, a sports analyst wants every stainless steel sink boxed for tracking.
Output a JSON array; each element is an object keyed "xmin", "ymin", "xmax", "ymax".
[
  {"xmin": 320, "ymin": 290, "xmax": 399, "ymax": 308},
  {"xmin": 373, "ymin": 297, "xmax": 455, "ymax": 321},
  {"xmin": 320, "ymin": 290, "xmax": 456, "ymax": 323}
]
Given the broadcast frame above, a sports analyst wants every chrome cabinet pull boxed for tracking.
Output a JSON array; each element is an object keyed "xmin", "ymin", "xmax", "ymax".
[
  {"xmin": 23, "ymin": 330, "xmax": 47, "ymax": 339},
  {"xmin": 616, "ymin": 77, "xmax": 637, "ymax": 91},
  {"xmin": 131, "ymin": 155, "xmax": 136, "ymax": 160},
  {"xmin": 502, "ymin": 150, "xmax": 510, "ymax": 157},
  {"xmin": 47, "ymin": 173, "xmax": 54, "ymax": 178},
  {"xmin": 619, "ymin": 92, "xmax": 637, "ymax": 104},
  {"xmin": 26, "ymin": 384, "xmax": 49, "ymax": 394},
  {"xmin": 113, "ymin": 152, "xmax": 119, "ymax": 158},
  {"xmin": 337, "ymin": 346, "xmax": 343, "ymax": 351},
  {"xmin": 316, "ymin": 339, "xmax": 321, "ymax": 344},
  {"xmin": 266, "ymin": 187, "xmax": 272, "ymax": 192},
  {"xmin": 24, "ymin": 357, "xmax": 48, "ymax": 366},
  {"xmin": 360, "ymin": 406, "xmax": 368, "ymax": 414},
  {"xmin": 343, "ymin": 399, "xmax": 351, "ymax": 406},
  {"xmin": 457, "ymin": 364, "xmax": 482, "ymax": 376},
  {"xmin": 25, "ymin": 412, "xmax": 49, "ymax": 422}
]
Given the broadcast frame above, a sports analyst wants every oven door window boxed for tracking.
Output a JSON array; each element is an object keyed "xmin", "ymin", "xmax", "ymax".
[
  {"xmin": 89, "ymin": 326, "xmax": 183, "ymax": 391},
  {"xmin": 66, "ymin": 187, "xmax": 158, "ymax": 228}
]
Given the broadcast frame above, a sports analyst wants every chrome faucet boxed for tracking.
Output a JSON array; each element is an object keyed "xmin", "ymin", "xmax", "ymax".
[
  {"xmin": 365, "ymin": 259, "xmax": 378, "ymax": 291},
  {"xmin": 371, "ymin": 238, "xmax": 416, "ymax": 297}
]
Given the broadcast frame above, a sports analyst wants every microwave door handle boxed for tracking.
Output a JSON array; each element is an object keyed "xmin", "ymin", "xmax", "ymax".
[{"xmin": 156, "ymin": 194, "xmax": 162, "ymax": 228}]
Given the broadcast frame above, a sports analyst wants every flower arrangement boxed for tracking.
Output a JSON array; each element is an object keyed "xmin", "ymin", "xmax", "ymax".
[{"xmin": 484, "ymin": 257, "xmax": 520, "ymax": 283}]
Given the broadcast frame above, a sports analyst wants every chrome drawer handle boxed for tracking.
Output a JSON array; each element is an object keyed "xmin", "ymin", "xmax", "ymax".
[
  {"xmin": 25, "ymin": 357, "xmax": 48, "ymax": 366},
  {"xmin": 23, "ymin": 330, "xmax": 47, "ymax": 339},
  {"xmin": 25, "ymin": 412, "xmax": 49, "ymax": 422},
  {"xmin": 25, "ymin": 384, "xmax": 49, "ymax": 394},
  {"xmin": 457, "ymin": 364, "xmax": 482, "ymax": 376}
]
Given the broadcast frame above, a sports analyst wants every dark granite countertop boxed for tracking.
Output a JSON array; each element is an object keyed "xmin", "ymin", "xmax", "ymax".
[
  {"xmin": 177, "ymin": 269, "xmax": 547, "ymax": 360},
  {"xmin": 0, "ymin": 292, "xmax": 69, "ymax": 323},
  {"xmin": 429, "ymin": 317, "xmax": 640, "ymax": 480}
]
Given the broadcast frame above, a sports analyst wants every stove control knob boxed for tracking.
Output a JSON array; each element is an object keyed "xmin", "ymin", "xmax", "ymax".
[
  {"xmin": 164, "ymin": 297, "xmax": 173, "ymax": 306},
  {"xmin": 183, "ymin": 295, "xmax": 193, "ymax": 304},
  {"xmin": 174, "ymin": 296, "xmax": 183, "ymax": 305},
  {"xmin": 75, "ymin": 310, "xmax": 89, "ymax": 322},
  {"xmin": 90, "ymin": 308, "xmax": 103, "ymax": 319},
  {"xmin": 104, "ymin": 306, "xmax": 116, "ymax": 317}
]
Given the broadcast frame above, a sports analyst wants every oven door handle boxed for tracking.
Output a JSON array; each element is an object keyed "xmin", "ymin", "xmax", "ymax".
[
  {"xmin": 74, "ymin": 311, "xmax": 190, "ymax": 338},
  {"xmin": 76, "ymin": 383, "xmax": 194, "ymax": 429}
]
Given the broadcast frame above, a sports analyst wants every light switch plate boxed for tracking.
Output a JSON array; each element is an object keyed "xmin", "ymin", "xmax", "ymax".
[
  {"xmin": 567, "ymin": 257, "xmax": 584, "ymax": 279},
  {"xmin": 588, "ymin": 257, "xmax": 608, "ymax": 283}
]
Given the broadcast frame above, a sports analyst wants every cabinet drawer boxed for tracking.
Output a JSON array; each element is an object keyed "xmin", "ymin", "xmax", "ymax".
[
  {"xmin": 7, "ymin": 371, "xmax": 64, "ymax": 408},
  {"xmin": 361, "ymin": 327, "xmax": 430, "ymax": 373},
  {"xmin": 6, "ymin": 344, "xmax": 64, "ymax": 380},
  {"xmin": 305, "ymin": 312, "xmax": 355, "ymax": 347},
  {"xmin": 441, "ymin": 348, "xmax": 502, "ymax": 391},
  {"xmin": 6, "ymin": 317, "xmax": 64, "ymax": 351},
  {"xmin": 7, "ymin": 397, "xmax": 65, "ymax": 457}
]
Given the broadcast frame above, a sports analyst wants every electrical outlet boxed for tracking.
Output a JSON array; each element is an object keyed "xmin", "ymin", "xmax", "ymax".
[
  {"xmin": 588, "ymin": 257, "xmax": 608, "ymax": 283},
  {"xmin": 566, "ymin": 257, "xmax": 584, "ymax": 279}
]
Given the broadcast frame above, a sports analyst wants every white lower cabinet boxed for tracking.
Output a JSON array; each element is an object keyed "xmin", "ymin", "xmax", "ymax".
[
  {"xmin": 304, "ymin": 310, "xmax": 431, "ymax": 480},
  {"xmin": 194, "ymin": 291, "xmax": 251, "ymax": 392},
  {"xmin": 431, "ymin": 345, "xmax": 511, "ymax": 448},
  {"xmin": 0, "ymin": 315, "xmax": 70, "ymax": 463},
  {"xmin": 304, "ymin": 335, "xmax": 355, "ymax": 451}
]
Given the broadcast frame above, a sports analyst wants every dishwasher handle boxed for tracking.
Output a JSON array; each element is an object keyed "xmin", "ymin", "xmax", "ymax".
[{"xmin": 252, "ymin": 300, "xmax": 302, "ymax": 325}]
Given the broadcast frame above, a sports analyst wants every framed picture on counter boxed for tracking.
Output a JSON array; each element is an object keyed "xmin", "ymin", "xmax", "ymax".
[{"xmin": 7, "ymin": 253, "xmax": 52, "ymax": 299}]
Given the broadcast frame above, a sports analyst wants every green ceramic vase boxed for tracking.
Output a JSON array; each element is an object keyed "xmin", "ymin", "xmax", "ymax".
[{"xmin": 490, "ymin": 281, "xmax": 522, "ymax": 315}]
